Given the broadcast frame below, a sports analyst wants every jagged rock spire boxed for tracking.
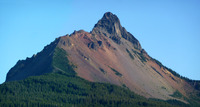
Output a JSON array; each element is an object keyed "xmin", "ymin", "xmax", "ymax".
[{"xmin": 92, "ymin": 12, "xmax": 141, "ymax": 50}]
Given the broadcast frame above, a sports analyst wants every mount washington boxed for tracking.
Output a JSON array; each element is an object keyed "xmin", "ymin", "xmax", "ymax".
[{"xmin": 1, "ymin": 12, "xmax": 200, "ymax": 106}]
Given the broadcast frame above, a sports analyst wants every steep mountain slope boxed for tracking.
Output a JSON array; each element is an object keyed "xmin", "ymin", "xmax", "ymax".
[
  {"xmin": 4, "ymin": 12, "xmax": 200, "ymax": 105},
  {"xmin": 6, "ymin": 38, "xmax": 76, "ymax": 82}
]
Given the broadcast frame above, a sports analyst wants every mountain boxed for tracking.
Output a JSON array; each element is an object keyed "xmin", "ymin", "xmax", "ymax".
[{"xmin": 1, "ymin": 12, "xmax": 200, "ymax": 106}]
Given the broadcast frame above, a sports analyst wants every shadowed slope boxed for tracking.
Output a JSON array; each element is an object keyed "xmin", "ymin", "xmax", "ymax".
[{"xmin": 6, "ymin": 38, "xmax": 60, "ymax": 82}]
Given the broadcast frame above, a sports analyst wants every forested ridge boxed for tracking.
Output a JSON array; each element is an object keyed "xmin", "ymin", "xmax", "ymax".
[{"xmin": 0, "ymin": 72, "xmax": 188, "ymax": 107}]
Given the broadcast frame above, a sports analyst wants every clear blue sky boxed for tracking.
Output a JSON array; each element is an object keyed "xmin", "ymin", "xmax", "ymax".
[{"xmin": 0, "ymin": 0, "xmax": 199, "ymax": 84}]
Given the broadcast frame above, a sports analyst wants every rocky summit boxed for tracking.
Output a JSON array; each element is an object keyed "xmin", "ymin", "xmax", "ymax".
[
  {"xmin": 2, "ymin": 12, "xmax": 200, "ymax": 106},
  {"xmin": 92, "ymin": 12, "xmax": 141, "ymax": 49}
]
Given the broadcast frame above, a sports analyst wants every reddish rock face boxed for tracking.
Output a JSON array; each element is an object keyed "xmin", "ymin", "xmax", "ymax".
[
  {"xmin": 56, "ymin": 13, "xmax": 194, "ymax": 102},
  {"xmin": 6, "ymin": 12, "xmax": 199, "ymax": 103}
]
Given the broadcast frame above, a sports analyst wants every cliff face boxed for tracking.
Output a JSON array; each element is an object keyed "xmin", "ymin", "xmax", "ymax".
[{"xmin": 6, "ymin": 12, "xmax": 199, "ymax": 103}]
